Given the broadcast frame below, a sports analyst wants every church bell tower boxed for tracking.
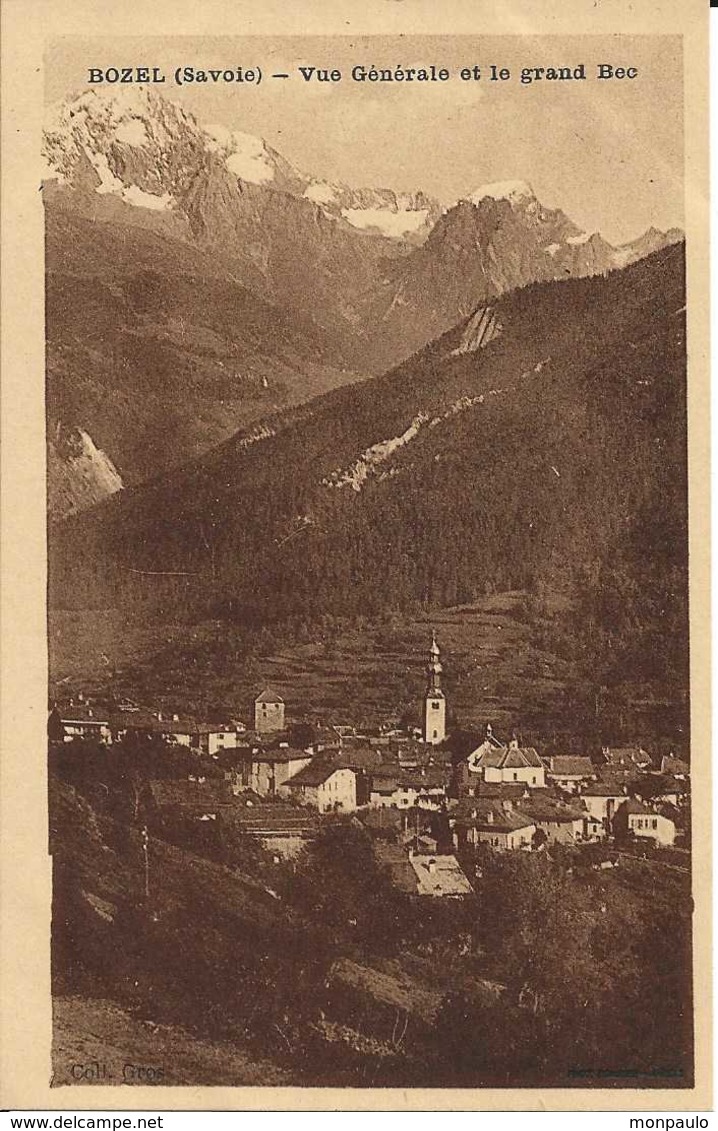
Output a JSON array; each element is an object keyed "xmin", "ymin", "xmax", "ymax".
[{"xmin": 422, "ymin": 632, "xmax": 446, "ymax": 745}]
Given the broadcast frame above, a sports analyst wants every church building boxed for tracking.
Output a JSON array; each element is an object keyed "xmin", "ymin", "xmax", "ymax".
[{"xmin": 422, "ymin": 633, "xmax": 446, "ymax": 746}]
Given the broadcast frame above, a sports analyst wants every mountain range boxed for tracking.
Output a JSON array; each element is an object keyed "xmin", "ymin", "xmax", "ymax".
[{"xmin": 44, "ymin": 86, "xmax": 682, "ymax": 517}]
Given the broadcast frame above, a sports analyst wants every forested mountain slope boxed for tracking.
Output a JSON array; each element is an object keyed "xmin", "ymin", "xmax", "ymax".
[{"xmin": 51, "ymin": 244, "xmax": 687, "ymax": 701}]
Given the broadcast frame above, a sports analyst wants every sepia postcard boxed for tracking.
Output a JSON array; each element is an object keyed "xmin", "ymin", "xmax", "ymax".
[{"xmin": 0, "ymin": 0, "xmax": 711, "ymax": 1112}]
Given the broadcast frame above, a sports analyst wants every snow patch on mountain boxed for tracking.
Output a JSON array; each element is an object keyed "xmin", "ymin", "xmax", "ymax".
[
  {"xmin": 83, "ymin": 146, "xmax": 173, "ymax": 209},
  {"xmin": 115, "ymin": 118, "xmax": 150, "ymax": 146},
  {"xmin": 204, "ymin": 124, "xmax": 275, "ymax": 184},
  {"xmin": 544, "ymin": 242, "xmax": 561, "ymax": 256},
  {"xmin": 567, "ymin": 232, "xmax": 592, "ymax": 246},
  {"xmin": 43, "ymin": 86, "xmax": 202, "ymax": 196},
  {"xmin": 87, "ymin": 149, "xmax": 124, "ymax": 194},
  {"xmin": 323, "ymin": 413, "xmax": 430, "ymax": 491},
  {"xmin": 122, "ymin": 185, "xmax": 174, "ymax": 211},
  {"xmin": 304, "ymin": 180, "xmax": 338, "ymax": 205},
  {"xmin": 340, "ymin": 206, "xmax": 430, "ymax": 238}
]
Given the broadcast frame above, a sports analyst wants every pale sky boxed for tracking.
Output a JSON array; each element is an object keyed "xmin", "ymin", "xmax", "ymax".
[{"xmin": 46, "ymin": 35, "xmax": 683, "ymax": 244}]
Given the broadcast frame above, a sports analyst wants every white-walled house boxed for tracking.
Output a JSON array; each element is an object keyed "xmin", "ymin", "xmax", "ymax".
[
  {"xmin": 613, "ymin": 799, "xmax": 676, "ymax": 847},
  {"xmin": 578, "ymin": 781, "xmax": 628, "ymax": 830},
  {"xmin": 467, "ymin": 738, "xmax": 546, "ymax": 788},
  {"xmin": 369, "ymin": 770, "xmax": 446, "ymax": 811},
  {"xmin": 370, "ymin": 777, "xmax": 420, "ymax": 809},
  {"xmin": 60, "ymin": 704, "xmax": 111, "ymax": 743},
  {"xmin": 284, "ymin": 761, "xmax": 358, "ymax": 813},
  {"xmin": 517, "ymin": 798, "xmax": 586, "ymax": 844},
  {"xmin": 158, "ymin": 719, "xmax": 244, "ymax": 756}
]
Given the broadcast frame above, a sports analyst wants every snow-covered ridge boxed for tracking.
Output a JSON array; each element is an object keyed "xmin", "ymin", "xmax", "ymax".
[
  {"xmin": 43, "ymin": 86, "xmax": 193, "ymax": 210},
  {"xmin": 44, "ymin": 87, "xmax": 438, "ymax": 237},
  {"xmin": 43, "ymin": 86, "xmax": 681, "ymax": 257},
  {"xmin": 465, "ymin": 180, "xmax": 535, "ymax": 206},
  {"xmin": 303, "ymin": 179, "xmax": 438, "ymax": 238}
]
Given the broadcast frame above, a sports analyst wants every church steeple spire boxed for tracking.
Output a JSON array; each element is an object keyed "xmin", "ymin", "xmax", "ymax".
[
  {"xmin": 422, "ymin": 631, "xmax": 446, "ymax": 745},
  {"xmin": 427, "ymin": 631, "xmax": 443, "ymax": 693}
]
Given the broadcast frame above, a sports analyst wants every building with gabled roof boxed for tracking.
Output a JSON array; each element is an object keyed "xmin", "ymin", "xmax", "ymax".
[
  {"xmin": 369, "ymin": 764, "xmax": 448, "ymax": 810},
  {"xmin": 221, "ymin": 800, "xmax": 319, "ymax": 857},
  {"xmin": 577, "ymin": 778, "xmax": 628, "ymax": 830},
  {"xmin": 59, "ymin": 702, "xmax": 111, "ymax": 743},
  {"xmin": 408, "ymin": 853, "xmax": 473, "ymax": 898},
  {"xmin": 612, "ymin": 798, "xmax": 676, "ymax": 846},
  {"xmin": 602, "ymin": 745, "xmax": 652, "ymax": 771},
  {"xmin": 544, "ymin": 755, "xmax": 595, "ymax": 793},
  {"xmin": 466, "ymin": 732, "xmax": 546, "ymax": 788},
  {"xmin": 515, "ymin": 796, "xmax": 587, "ymax": 844},
  {"xmin": 283, "ymin": 760, "xmax": 357, "ymax": 812},
  {"xmin": 451, "ymin": 799, "xmax": 536, "ymax": 851},
  {"xmin": 145, "ymin": 777, "xmax": 234, "ymax": 822},
  {"xmin": 230, "ymin": 745, "xmax": 313, "ymax": 797}
]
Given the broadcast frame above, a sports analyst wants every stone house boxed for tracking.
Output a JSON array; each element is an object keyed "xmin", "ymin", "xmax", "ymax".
[
  {"xmin": 231, "ymin": 746, "xmax": 313, "ymax": 797},
  {"xmin": 253, "ymin": 689, "xmax": 285, "ymax": 734}
]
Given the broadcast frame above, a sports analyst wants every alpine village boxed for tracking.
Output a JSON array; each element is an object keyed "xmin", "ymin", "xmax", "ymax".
[
  {"xmin": 46, "ymin": 86, "xmax": 691, "ymax": 1089},
  {"xmin": 49, "ymin": 632, "xmax": 691, "ymax": 1089}
]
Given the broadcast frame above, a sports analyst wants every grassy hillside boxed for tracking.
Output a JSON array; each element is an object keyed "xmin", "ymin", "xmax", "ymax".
[
  {"xmin": 50, "ymin": 776, "xmax": 693, "ymax": 1088},
  {"xmin": 49, "ymin": 592, "xmax": 686, "ymax": 752},
  {"xmin": 52, "ymin": 995, "xmax": 292, "ymax": 1087}
]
